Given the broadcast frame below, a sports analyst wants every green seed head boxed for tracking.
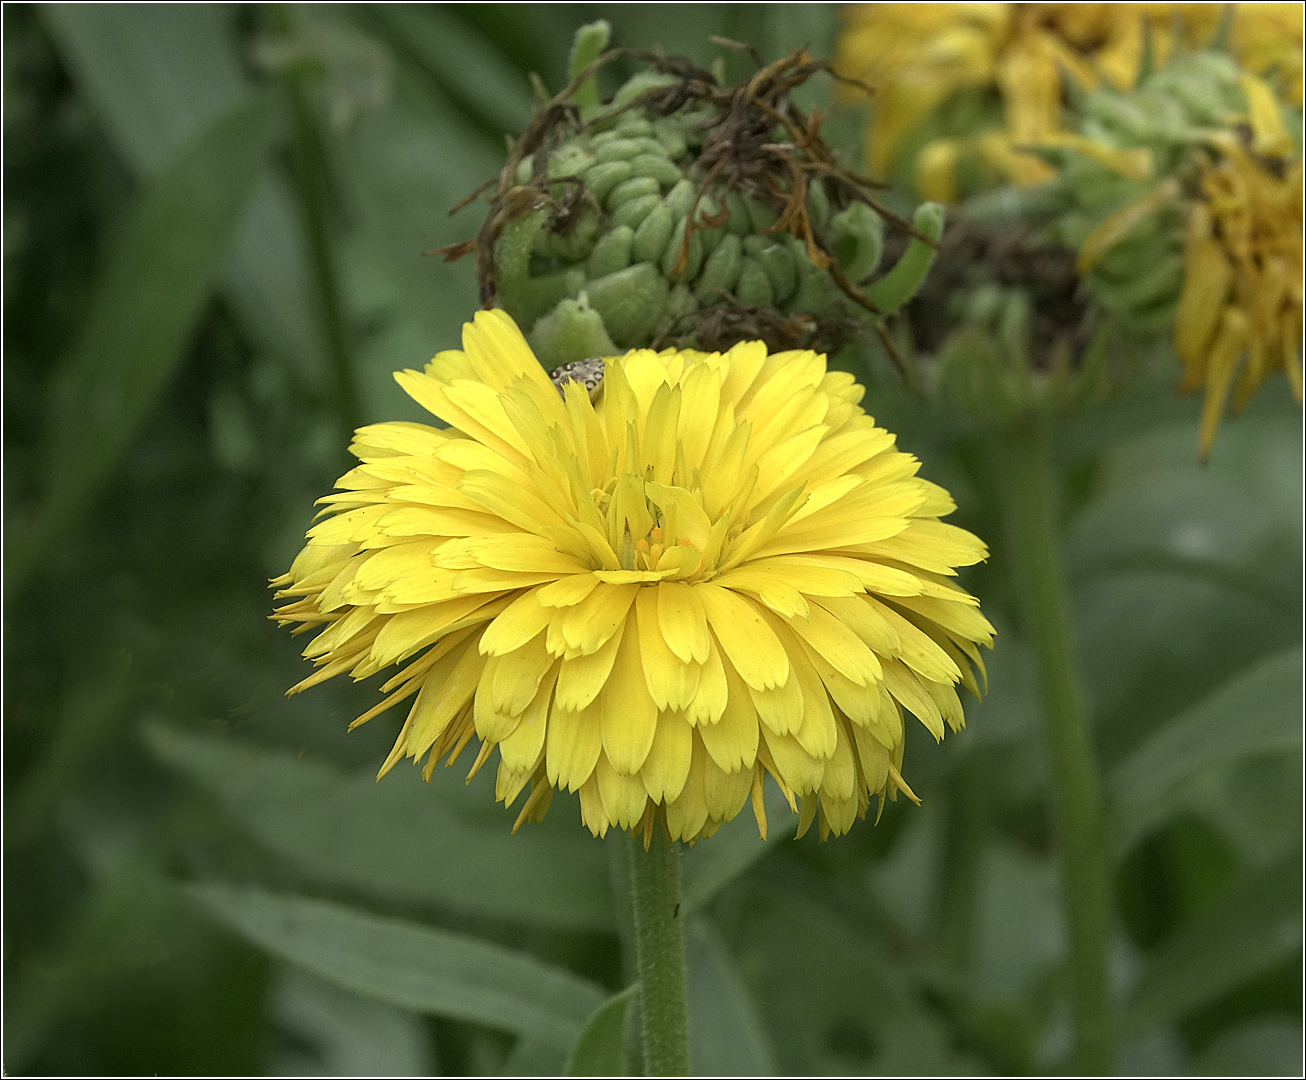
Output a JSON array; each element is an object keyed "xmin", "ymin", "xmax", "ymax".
[{"xmin": 445, "ymin": 27, "xmax": 945, "ymax": 367}]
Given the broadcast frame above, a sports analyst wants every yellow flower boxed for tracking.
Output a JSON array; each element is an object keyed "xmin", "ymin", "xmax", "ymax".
[
  {"xmin": 1176, "ymin": 125, "xmax": 1303, "ymax": 460},
  {"xmin": 836, "ymin": 2, "xmax": 1303, "ymax": 200},
  {"xmin": 271, "ymin": 311, "xmax": 993, "ymax": 843}
]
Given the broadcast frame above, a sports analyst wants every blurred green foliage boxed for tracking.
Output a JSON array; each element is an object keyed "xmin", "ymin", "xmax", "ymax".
[{"xmin": 3, "ymin": 4, "xmax": 1300, "ymax": 1075}]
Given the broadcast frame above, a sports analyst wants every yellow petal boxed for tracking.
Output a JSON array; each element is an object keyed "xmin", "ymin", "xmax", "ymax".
[
  {"xmin": 489, "ymin": 632, "xmax": 555, "ymax": 715},
  {"xmin": 700, "ymin": 653, "xmax": 760, "ymax": 773},
  {"xmin": 546, "ymin": 697, "xmax": 603, "ymax": 792},
  {"xmin": 635, "ymin": 588, "xmax": 701, "ymax": 711},
  {"xmin": 641, "ymin": 710, "xmax": 694, "ymax": 803},
  {"xmin": 785, "ymin": 602, "xmax": 883, "ymax": 686},
  {"xmin": 497, "ymin": 665, "xmax": 557, "ymax": 772},
  {"xmin": 596, "ymin": 752, "xmax": 650, "ymax": 828},
  {"xmin": 1198, "ymin": 306, "xmax": 1251, "ymax": 462},
  {"xmin": 656, "ymin": 581, "xmax": 711, "ymax": 664},
  {"xmin": 555, "ymin": 616, "xmax": 626, "ymax": 710},
  {"xmin": 697, "ymin": 584, "xmax": 790, "ymax": 690},
  {"xmin": 664, "ymin": 736, "xmax": 710, "ymax": 841},
  {"xmin": 702, "ymin": 744, "xmax": 754, "ymax": 821},
  {"xmin": 406, "ymin": 638, "xmax": 489, "ymax": 758},
  {"xmin": 479, "ymin": 588, "xmax": 552, "ymax": 655},
  {"xmin": 561, "ymin": 583, "xmax": 639, "ymax": 656},
  {"xmin": 600, "ymin": 613, "xmax": 658, "ymax": 773}
]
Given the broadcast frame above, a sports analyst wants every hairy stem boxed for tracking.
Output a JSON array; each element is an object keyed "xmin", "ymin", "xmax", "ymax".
[
  {"xmin": 996, "ymin": 412, "xmax": 1114, "ymax": 1074},
  {"xmin": 625, "ymin": 828, "xmax": 690, "ymax": 1076}
]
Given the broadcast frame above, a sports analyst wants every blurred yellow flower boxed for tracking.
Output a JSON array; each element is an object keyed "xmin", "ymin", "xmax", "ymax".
[
  {"xmin": 836, "ymin": 2, "xmax": 1303, "ymax": 201},
  {"xmin": 1075, "ymin": 69, "xmax": 1302, "ymax": 459},
  {"xmin": 1177, "ymin": 125, "xmax": 1302, "ymax": 460},
  {"xmin": 272, "ymin": 311, "xmax": 993, "ymax": 843}
]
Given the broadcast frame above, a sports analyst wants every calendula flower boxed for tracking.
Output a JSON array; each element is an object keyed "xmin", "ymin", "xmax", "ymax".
[
  {"xmin": 836, "ymin": 3, "xmax": 1302, "ymax": 201},
  {"xmin": 1073, "ymin": 66, "xmax": 1302, "ymax": 458},
  {"xmin": 1175, "ymin": 128, "xmax": 1303, "ymax": 460},
  {"xmin": 272, "ymin": 311, "xmax": 993, "ymax": 843}
]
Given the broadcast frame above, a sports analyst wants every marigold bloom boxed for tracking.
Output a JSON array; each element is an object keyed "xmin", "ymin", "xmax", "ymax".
[
  {"xmin": 836, "ymin": 3, "xmax": 1303, "ymax": 200},
  {"xmin": 1074, "ymin": 67, "xmax": 1303, "ymax": 459},
  {"xmin": 1177, "ymin": 127, "xmax": 1303, "ymax": 460},
  {"xmin": 272, "ymin": 311, "xmax": 993, "ymax": 843}
]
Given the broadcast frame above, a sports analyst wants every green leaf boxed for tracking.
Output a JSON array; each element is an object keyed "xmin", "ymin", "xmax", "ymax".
[
  {"xmin": 268, "ymin": 967, "xmax": 434, "ymax": 1077},
  {"xmin": 1124, "ymin": 856, "xmax": 1302, "ymax": 1034},
  {"xmin": 42, "ymin": 3, "xmax": 329, "ymax": 391},
  {"xmin": 368, "ymin": 5, "xmax": 533, "ymax": 136},
  {"xmin": 1110, "ymin": 647, "xmax": 1303, "ymax": 854},
  {"xmin": 686, "ymin": 919, "xmax": 779, "ymax": 1076},
  {"xmin": 565, "ymin": 985, "xmax": 638, "ymax": 1076},
  {"xmin": 41, "ymin": 4, "xmax": 247, "ymax": 173},
  {"xmin": 189, "ymin": 885, "xmax": 606, "ymax": 1050},
  {"xmin": 1193, "ymin": 1020, "xmax": 1303, "ymax": 1077},
  {"xmin": 145, "ymin": 724, "xmax": 614, "ymax": 931},
  {"xmin": 11, "ymin": 95, "xmax": 274, "ymax": 581}
]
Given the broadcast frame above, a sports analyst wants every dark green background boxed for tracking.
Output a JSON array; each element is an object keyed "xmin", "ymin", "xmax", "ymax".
[{"xmin": 4, "ymin": 4, "xmax": 1301, "ymax": 1075}]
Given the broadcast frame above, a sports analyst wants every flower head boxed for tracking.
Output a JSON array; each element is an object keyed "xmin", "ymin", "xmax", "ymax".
[
  {"xmin": 1175, "ymin": 115, "xmax": 1303, "ymax": 459},
  {"xmin": 1066, "ymin": 60, "xmax": 1302, "ymax": 458},
  {"xmin": 836, "ymin": 3, "xmax": 1303, "ymax": 201},
  {"xmin": 273, "ymin": 311, "xmax": 993, "ymax": 843}
]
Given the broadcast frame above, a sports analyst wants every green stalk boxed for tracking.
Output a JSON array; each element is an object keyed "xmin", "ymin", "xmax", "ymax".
[
  {"xmin": 995, "ymin": 412, "xmax": 1114, "ymax": 1075},
  {"xmin": 625, "ymin": 828, "xmax": 691, "ymax": 1076},
  {"xmin": 935, "ymin": 756, "xmax": 984, "ymax": 974},
  {"xmin": 269, "ymin": 6, "xmax": 361, "ymax": 440}
]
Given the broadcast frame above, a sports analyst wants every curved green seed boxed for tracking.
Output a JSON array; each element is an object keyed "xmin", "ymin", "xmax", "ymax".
[
  {"xmin": 606, "ymin": 72, "xmax": 681, "ymax": 115},
  {"xmin": 587, "ymin": 225, "xmax": 635, "ymax": 279},
  {"xmin": 725, "ymin": 191, "xmax": 753, "ymax": 236},
  {"xmin": 550, "ymin": 148, "xmax": 595, "ymax": 179},
  {"xmin": 615, "ymin": 117, "xmax": 654, "ymax": 137},
  {"xmin": 695, "ymin": 234, "xmax": 743, "ymax": 303},
  {"xmin": 629, "ymin": 153, "xmax": 682, "ymax": 188},
  {"xmin": 660, "ymin": 216, "xmax": 704, "ymax": 281},
  {"xmin": 586, "ymin": 262, "xmax": 671, "ymax": 345},
  {"xmin": 746, "ymin": 198, "xmax": 779, "ymax": 235},
  {"xmin": 665, "ymin": 283, "xmax": 698, "ymax": 323},
  {"xmin": 612, "ymin": 193, "xmax": 663, "ymax": 230},
  {"xmin": 734, "ymin": 257, "xmax": 774, "ymax": 308},
  {"xmin": 607, "ymin": 176, "xmax": 662, "ymax": 210},
  {"xmin": 807, "ymin": 180, "xmax": 831, "ymax": 228},
  {"xmin": 594, "ymin": 139, "xmax": 647, "ymax": 165},
  {"xmin": 533, "ymin": 205, "xmax": 602, "ymax": 262},
  {"xmin": 863, "ymin": 201, "xmax": 945, "ymax": 316},
  {"xmin": 585, "ymin": 161, "xmax": 633, "ymax": 203},
  {"xmin": 742, "ymin": 235, "xmax": 796, "ymax": 305},
  {"xmin": 632, "ymin": 202, "xmax": 676, "ymax": 263},
  {"xmin": 652, "ymin": 119, "xmax": 687, "ymax": 160},
  {"xmin": 828, "ymin": 202, "xmax": 883, "ymax": 283},
  {"xmin": 664, "ymin": 179, "xmax": 696, "ymax": 220},
  {"xmin": 688, "ymin": 192, "xmax": 724, "ymax": 256},
  {"xmin": 785, "ymin": 235, "xmax": 837, "ymax": 314}
]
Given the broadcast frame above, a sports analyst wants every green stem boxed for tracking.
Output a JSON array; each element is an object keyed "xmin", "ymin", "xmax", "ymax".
[
  {"xmin": 996, "ymin": 413, "xmax": 1114, "ymax": 1075},
  {"xmin": 271, "ymin": 6, "xmax": 361, "ymax": 440},
  {"xmin": 935, "ymin": 756, "xmax": 984, "ymax": 974},
  {"xmin": 625, "ymin": 829, "xmax": 690, "ymax": 1076}
]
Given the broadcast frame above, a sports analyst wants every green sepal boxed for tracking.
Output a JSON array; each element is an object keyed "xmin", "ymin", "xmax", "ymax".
[{"xmin": 529, "ymin": 294, "xmax": 619, "ymax": 369}]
